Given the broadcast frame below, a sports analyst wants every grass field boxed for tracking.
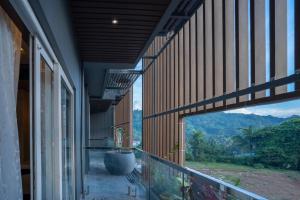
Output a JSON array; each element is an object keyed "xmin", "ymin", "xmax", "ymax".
[{"xmin": 185, "ymin": 161, "xmax": 300, "ymax": 200}]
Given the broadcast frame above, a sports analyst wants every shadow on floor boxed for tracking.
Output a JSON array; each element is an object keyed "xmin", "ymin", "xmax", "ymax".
[{"xmin": 84, "ymin": 150, "xmax": 146, "ymax": 200}]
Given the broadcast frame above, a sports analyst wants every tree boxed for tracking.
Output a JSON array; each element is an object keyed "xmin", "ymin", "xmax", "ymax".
[
  {"xmin": 188, "ymin": 131, "xmax": 206, "ymax": 161},
  {"xmin": 254, "ymin": 118, "xmax": 300, "ymax": 169}
]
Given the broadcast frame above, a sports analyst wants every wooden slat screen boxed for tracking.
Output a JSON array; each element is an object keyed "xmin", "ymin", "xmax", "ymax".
[
  {"xmin": 205, "ymin": 0, "xmax": 214, "ymax": 109},
  {"xmin": 114, "ymin": 88, "xmax": 133, "ymax": 147},
  {"xmin": 225, "ymin": 0, "xmax": 236, "ymax": 104},
  {"xmin": 274, "ymin": 0, "xmax": 288, "ymax": 94},
  {"xmin": 214, "ymin": 0, "xmax": 224, "ymax": 107},
  {"xmin": 254, "ymin": 0, "xmax": 266, "ymax": 99},
  {"xmin": 238, "ymin": 0, "xmax": 250, "ymax": 102},
  {"xmin": 142, "ymin": 0, "xmax": 298, "ymax": 165},
  {"xmin": 197, "ymin": 6, "xmax": 205, "ymax": 111},
  {"xmin": 190, "ymin": 14, "xmax": 197, "ymax": 112}
]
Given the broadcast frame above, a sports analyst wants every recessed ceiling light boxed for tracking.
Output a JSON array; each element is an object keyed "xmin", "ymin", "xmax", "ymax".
[{"xmin": 112, "ymin": 19, "xmax": 118, "ymax": 24}]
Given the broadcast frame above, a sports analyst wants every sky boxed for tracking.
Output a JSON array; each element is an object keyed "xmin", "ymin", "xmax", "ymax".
[
  {"xmin": 133, "ymin": 0, "xmax": 298, "ymax": 118},
  {"xmin": 133, "ymin": 61, "xmax": 142, "ymax": 110},
  {"xmin": 225, "ymin": 99, "xmax": 300, "ymax": 118}
]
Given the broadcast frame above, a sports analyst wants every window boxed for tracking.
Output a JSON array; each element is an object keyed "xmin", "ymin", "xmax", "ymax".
[{"xmin": 61, "ymin": 81, "xmax": 75, "ymax": 200}]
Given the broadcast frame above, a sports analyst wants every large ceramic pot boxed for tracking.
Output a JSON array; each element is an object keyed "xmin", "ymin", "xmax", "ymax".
[{"xmin": 104, "ymin": 150, "xmax": 136, "ymax": 175}]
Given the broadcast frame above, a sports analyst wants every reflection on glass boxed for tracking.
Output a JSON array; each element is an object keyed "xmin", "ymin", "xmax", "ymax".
[
  {"xmin": 40, "ymin": 58, "xmax": 54, "ymax": 200},
  {"xmin": 61, "ymin": 82, "xmax": 74, "ymax": 200}
]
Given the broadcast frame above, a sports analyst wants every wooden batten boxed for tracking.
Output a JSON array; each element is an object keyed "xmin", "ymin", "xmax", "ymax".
[
  {"xmin": 205, "ymin": 0, "xmax": 213, "ymax": 109},
  {"xmin": 141, "ymin": 0, "xmax": 295, "ymax": 165},
  {"xmin": 225, "ymin": 0, "xmax": 236, "ymax": 104},
  {"xmin": 239, "ymin": 0, "xmax": 250, "ymax": 102},
  {"xmin": 214, "ymin": 0, "xmax": 224, "ymax": 107},
  {"xmin": 274, "ymin": 0, "xmax": 288, "ymax": 94},
  {"xmin": 254, "ymin": 0, "xmax": 266, "ymax": 99},
  {"xmin": 197, "ymin": 5, "xmax": 204, "ymax": 112}
]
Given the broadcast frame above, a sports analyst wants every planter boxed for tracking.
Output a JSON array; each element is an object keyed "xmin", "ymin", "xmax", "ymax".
[{"xmin": 104, "ymin": 150, "xmax": 136, "ymax": 175}]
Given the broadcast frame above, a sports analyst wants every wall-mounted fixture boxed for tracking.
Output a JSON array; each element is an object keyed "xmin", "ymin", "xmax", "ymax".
[
  {"xmin": 112, "ymin": 18, "xmax": 118, "ymax": 24},
  {"xmin": 102, "ymin": 69, "xmax": 142, "ymax": 100}
]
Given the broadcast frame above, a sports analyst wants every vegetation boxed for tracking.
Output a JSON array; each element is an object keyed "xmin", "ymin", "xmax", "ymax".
[
  {"xmin": 184, "ymin": 112, "xmax": 289, "ymax": 137},
  {"xmin": 186, "ymin": 118, "xmax": 300, "ymax": 170},
  {"xmin": 133, "ymin": 109, "xmax": 142, "ymax": 141},
  {"xmin": 133, "ymin": 109, "xmax": 296, "ymax": 143},
  {"xmin": 133, "ymin": 109, "xmax": 300, "ymax": 170},
  {"xmin": 185, "ymin": 161, "xmax": 300, "ymax": 187}
]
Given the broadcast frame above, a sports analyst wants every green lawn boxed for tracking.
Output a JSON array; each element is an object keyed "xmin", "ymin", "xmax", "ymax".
[
  {"xmin": 185, "ymin": 161, "xmax": 300, "ymax": 174},
  {"xmin": 185, "ymin": 161, "xmax": 257, "ymax": 171},
  {"xmin": 184, "ymin": 161, "xmax": 300, "ymax": 199}
]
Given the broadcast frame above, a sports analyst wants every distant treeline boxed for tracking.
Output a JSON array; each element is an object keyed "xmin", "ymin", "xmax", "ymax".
[{"xmin": 186, "ymin": 118, "xmax": 300, "ymax": 170}]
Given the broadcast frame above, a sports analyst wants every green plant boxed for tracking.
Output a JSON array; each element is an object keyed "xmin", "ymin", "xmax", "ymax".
[
  {"xmin": 253, "ymin": 163, "xmax": 264, "ymax": 169},
  {"xmin": 163, "ymin": 143, "xmax": 179, "ymax": 160},
  {"xmin": 150, "ymin": 166, "xmax": 183, "ymax": 197},
  {"xmin": 115, "ymin": 127, "xmax": 130, "ymax": 148}
]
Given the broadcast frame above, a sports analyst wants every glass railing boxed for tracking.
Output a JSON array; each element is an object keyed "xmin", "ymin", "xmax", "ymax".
[
  {"xmin": 133, "ymin": 148, "xmax": 268, "ymax": 200},
  {"xmin": 84, "ymin": 147, "xmax": 267, "ymax": 200}
]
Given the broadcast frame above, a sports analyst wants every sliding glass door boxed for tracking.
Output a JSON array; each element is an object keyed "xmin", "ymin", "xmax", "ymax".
[
  {"xmin": 33, "ymin": 38, "xmax": 75, "ymax": 200},
  {"xmin": 34, "ymin": 38, "xmax": 55, "ymax": 199},
  {"xmin": 40, "ymin": 57, "xmax": 54, "ymax": 200},
  {"xmin": 61, "ymin": 81, "xmax": 75, "ymax": 200}
]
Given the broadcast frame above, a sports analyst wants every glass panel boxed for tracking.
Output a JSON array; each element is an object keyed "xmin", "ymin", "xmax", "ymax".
[
  {"xmin": 149, "ymin": 158, "xmax": 183, "ymax": 199},
  {"xmin": 61, "ymin": 82, "xmax": 74, "ymax": 200},
  {"xmin": 132, "ymin": 148, "xmax": 266, "ymax": 200},
  {"xmin": 40, "ymin": 57, "xmax": 54, "ymax": 200}
]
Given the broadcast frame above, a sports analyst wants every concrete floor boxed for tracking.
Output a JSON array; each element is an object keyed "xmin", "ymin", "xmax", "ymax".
[{"xmin": 84, "ymin": 150, "xmax": 146, "ymax": 200}]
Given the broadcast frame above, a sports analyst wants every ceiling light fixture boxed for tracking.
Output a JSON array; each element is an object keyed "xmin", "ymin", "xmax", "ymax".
[{"xmin": 112, "ymin": 19, "xmax": 118, "ymax": 24}]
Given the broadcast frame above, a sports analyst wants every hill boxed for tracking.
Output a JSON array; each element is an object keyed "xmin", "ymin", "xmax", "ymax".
[
  {"xmin": 132, "ymin": 109, "xmax": 299, "ymax": 141},
  {"xmin": 133, "ymin": 110, "xmax": 142, "ymax": 141}
]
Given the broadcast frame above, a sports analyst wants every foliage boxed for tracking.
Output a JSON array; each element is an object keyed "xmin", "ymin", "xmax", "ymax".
[
  {"xmin": 133, "ymin": 109, "xmax": 142, "ymax": 141},
  {"xmin": 133, "ymin": 109, "xmax": 294, "ymax": 144},
  {"xmin": 186, "ymin": 118, "xmax": 300, "ymax": 170},
  {"xmin": 133, "ymin": 109, "xmax": 300, "ymax": 170},
  {"xmin": 150, "ymin": 166, "xmax": 182, "ymax": 199}
]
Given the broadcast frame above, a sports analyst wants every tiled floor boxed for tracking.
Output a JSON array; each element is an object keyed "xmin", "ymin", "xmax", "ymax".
[{"xmin": 84, "ymin": 150, "xmax": 146, "ymax": 200}]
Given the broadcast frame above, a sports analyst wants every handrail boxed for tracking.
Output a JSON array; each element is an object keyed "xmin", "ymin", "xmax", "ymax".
[
  {"xmin": 85, "ymin": 147, "xmax": 267, "ymax": 199},
  {"xmin": 134, "ymin": 148, "xmax": 268, "ymax": 200},
  {"xmin": 143, "ymin": 72, "xmax": 300, "ymax": 119}
]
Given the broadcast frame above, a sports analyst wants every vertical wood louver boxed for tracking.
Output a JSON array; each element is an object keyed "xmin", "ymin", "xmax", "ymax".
[
  {"xmin": 142, "ymin": 0, "xmax": 299, "ymax": 165},
  {"xmin": 114, "ymin": 88, "xmax": 133, "ymax": 147}
]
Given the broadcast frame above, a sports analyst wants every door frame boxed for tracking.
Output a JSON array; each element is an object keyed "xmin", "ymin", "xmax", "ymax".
[
  {"xmin": 33, "ymin": 37, "xmax": 54, "ymax": 200},
  {"xmin": 57, "ymin": 59, "xmax": 76, "ymax": 200},
  {"xmin": 32, "ymin": 37, "xmax": 75, "ymax": 200}
]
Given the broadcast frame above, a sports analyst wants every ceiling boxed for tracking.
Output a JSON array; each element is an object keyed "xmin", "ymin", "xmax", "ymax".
[
  {"xmin": 69, "ymin": 0, "xmax": 202, "ymax": 109},
  {"xmin": 90, "ymin": 99, "xmax": 112, "ymax": 113},
  {"xmin": 70, "ymin": 0, "xmax": 171, "ymax": 65}
]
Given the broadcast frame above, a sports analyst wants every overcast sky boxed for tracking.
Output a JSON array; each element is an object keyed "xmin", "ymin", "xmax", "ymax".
[{"xmin": 225, "ymin": 99, "xmax": 300, "ymax": 118}]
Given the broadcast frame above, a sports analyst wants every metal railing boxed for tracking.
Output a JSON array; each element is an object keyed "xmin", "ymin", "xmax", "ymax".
[
  {"xmin": 84, "ymin": 147, "xmax": 267, "ymax": 200},
  {"xmin": 133, "ymin": 148, "xmax": 268, "ymax": 200}
]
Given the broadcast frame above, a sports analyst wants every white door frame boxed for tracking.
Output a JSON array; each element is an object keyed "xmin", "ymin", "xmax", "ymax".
[
  {"xmin": 33, "ymin": 37, "xmax": 54, "ymax": 200},
  {"xmin": 57, "ymin": 61, "xmax": 76, "ymax": 200},
  {"xmin": 33, "ymin": 37, "xmax": 75, "ymax": 200}
]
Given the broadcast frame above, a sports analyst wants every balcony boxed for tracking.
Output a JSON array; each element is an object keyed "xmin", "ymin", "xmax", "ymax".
[{"xmin": 84, "ymin": 147, "xmax": 267, "ymax": 200}]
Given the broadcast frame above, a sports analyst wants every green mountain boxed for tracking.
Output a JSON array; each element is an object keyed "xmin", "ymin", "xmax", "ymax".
[
  {"xmin": 185, "ymin": 112, "xmax": 291, "ymax": 138},
  {"xmin": 132, "ymin": 109, "xmax": 299, "ymax": 141},
  {"xmin": 133, "ymin": 110, "xmax": 142, "ymax": 141}
]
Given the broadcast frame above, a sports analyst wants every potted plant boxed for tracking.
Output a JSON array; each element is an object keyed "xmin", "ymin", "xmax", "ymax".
[{"xmin": 104, "ymin": 127, "xmax": 136, "ymax": 175}]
